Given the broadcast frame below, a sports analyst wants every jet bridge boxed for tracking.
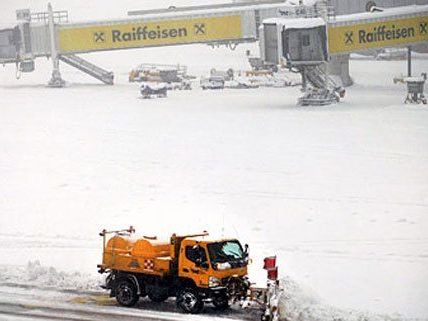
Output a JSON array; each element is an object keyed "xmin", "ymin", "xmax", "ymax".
[
  {"xmin": 261, "ymin": 5, "xmax": 428, "ymax": 64},
  {"xmin": 260, "ymin": 4, "xmax": 428, "ymax": 104},
  {"xmin": 1, "ymin": 0, "xmax": 312, "ymax": 86},
  {"xmin": 2, "ymin": 1, "xmax": 427, "ymax": 91},
  {"xmin": 328, "ymin": 5, "xmax": 428, "ymax": 55}
]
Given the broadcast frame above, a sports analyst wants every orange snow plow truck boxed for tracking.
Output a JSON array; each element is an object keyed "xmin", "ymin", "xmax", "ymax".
[{"xmin": 97, "ymin": 227, "xmax": 252, "ymax": 314}]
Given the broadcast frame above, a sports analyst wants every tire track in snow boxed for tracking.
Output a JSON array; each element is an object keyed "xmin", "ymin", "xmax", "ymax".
[{"xmin": 0, "ymin": 285, "xmax": 255, "ymax": 321}]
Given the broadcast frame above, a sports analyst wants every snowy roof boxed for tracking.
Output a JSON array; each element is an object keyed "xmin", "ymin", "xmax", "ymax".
[
  {"xmin": 64, "ymin": 1, "xmax": 295, "ymax": 26},
  {"xmin": 333, "ymin": 4, "xmax": 428, "ymax": 25},
  {"xmin": 140, "ymin": 82, "xmax": 167, "ymax": 90},
  {"xmin": 404, "ymin": 76, "xmax": 426, "ymax": 83},
  {"xmin": 129, "ymin": 1, "xmax": 292, "ymax": 20},
  {"xmin": 263, "ymin": 17, "xmax": 325, "ymax": 29}
]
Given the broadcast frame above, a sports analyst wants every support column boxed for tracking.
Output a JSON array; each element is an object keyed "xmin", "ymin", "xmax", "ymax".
[
  {"xmin": 407, "ymin": 46, "xmax": 412, "ymax": 77},
  {"xmin": 327, "ymin": 54, "xmax": 353, "ymax": 87},
  {"xmin": 47, "ymin": 3, "xmax": 65, "ymax": 87}
]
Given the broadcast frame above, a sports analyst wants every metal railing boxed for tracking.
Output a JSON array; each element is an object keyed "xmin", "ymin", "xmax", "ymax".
[
  {"xmin": 59, "ymin": 54, "xmax": 113, "ymax": 84},
  {"xmin": 30, "ymin": 11, "xmax": 68, "ymax": 24}
]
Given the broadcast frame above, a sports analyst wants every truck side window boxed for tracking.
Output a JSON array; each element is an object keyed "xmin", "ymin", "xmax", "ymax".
[{"xmin": 185, "ymin": 246, "xmax": 207, "ymax": 264}]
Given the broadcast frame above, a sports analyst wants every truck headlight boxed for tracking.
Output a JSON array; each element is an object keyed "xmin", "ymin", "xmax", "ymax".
[
  {"xmin": 209, "ymin": 276, "xmax": 221, "ymax": 287},
  {"xmin": 216, "ymin": 262, "xmax": 231, "ymax": 270}
]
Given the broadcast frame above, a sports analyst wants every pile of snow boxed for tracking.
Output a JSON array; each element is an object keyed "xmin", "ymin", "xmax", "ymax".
[
  {"xmin": 0, "ymin": 261, "xmax": 103, "ymax": 292},
  {"xmin": 0, "ymin": 263, "xmax": 424, "ymax": 321},
  {"xmin": 278, "ymin": 277, "xmax": 408, "ymax": 321}
]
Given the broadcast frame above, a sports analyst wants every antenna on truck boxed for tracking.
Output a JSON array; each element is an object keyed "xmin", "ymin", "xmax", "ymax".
[
  {"xmin": 99, "ymin": 226, "xmax": 136, "ymax": 261},
  {"xmin": 99, "ymin": 226, "xmax": 135, "ymax": 237}
]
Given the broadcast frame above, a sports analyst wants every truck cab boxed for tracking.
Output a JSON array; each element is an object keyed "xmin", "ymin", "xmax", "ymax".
[
  {"xmin": 173, "ymin": 237, "xmax": 249, "ymax": 312},
  {"xmin": 179, "ymin": 238, "xmax": 248, "ymax": 283}
]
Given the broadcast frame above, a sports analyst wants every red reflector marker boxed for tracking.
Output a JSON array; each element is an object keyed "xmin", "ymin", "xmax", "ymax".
[
  {"xmin": 263, "ymin": 256, "xmax": 277, "ymax": 270},
  {"xmin": 267, "ymin": 266, "xmax": 278, "ymax": 281}
]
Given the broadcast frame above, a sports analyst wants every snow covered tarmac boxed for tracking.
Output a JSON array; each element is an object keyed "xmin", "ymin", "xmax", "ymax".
[
  {"xmin": 0, "ymin": 283, "xmax": 249, "ymax": 321},
  {"xmin": 0, "ymin": 51, "xmax": 427, "ymax": 321}
]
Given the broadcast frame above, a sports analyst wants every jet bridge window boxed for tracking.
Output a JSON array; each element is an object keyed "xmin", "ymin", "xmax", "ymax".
[{"xmin": 302, "ymin": 34, "xmax": 310, "ymax": 47}]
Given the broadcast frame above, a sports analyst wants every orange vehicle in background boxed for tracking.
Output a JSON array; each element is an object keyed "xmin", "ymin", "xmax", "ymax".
[{"xmin": 98, "ymin": 227, "xmax": 251, "ymax": 314}]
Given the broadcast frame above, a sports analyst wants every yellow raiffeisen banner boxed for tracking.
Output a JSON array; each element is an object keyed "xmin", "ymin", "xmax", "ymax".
[
  {"xmin": 328, "ymin": 15, "xmax": 428, "ymax": 54},
  {"xmin": 59, "ymin": 15, "xmax": 242, "ymax": 53}
]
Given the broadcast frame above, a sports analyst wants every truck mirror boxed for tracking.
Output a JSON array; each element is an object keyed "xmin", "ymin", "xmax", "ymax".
[{"xmin": 244, "ymin": 244, "xmax": 249, "ymax": 257}]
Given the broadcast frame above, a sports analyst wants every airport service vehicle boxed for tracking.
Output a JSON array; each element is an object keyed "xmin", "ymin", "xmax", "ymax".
[
  {"xmin": 394, "ymin": 73, "xmax": 427, "ymax": 104},
  {"xmin": 140, "ymin": 82, "xmax": 168, "ymax": 98},
  {"xmin": 129, "ymin": 63, "xmax": 188, "ymax": 83},
  {"xmin": 98, "ymin": 227, "xmax": 253, "ymax": 314},
  {"xmin": 98, "ymin": 227, "xmax": 283, "ymax": 319},
  {"xmin": 200, "ymin": 76, "xmax": 225, "ymax": 90}
]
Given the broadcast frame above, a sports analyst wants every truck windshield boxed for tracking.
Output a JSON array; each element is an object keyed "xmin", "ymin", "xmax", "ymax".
[{"xmin": 207, "ymin": 240, "xmax": 244, "ymax": 264}]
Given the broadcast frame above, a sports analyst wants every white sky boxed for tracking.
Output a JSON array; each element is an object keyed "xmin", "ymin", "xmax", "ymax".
[{"xmin": 0, "ymin": 0, "xmax": 232, "ymax": 26}]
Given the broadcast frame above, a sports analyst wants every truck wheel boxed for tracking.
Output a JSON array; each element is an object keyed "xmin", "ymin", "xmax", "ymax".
[
  {"xmin": 213, "ymin": 294, "xmax": 229, "ymax": 310},
  {"xmin": 261, "ymin": 314, "xmax": 271, "ymax": 321},
  {"xmin": 115, "ymin": 279, "xmax": 139, "ymax": 307},
  {"xmin": 177, "ymin": 288, "xmax": 204, "ymax": 314}
]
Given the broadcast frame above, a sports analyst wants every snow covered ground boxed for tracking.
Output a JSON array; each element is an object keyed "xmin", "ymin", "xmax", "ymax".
[{"xmin": 1, "ymin": 1, "xmax": 428, "ymax": 320}]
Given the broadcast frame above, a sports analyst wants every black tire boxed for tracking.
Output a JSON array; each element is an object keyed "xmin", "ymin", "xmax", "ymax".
[
  {"xmin": 115, "ymin": 279, "xmax": 139, "ymax": 307},
  {"xmin": 366, "ymin": 1, "xmax": 377, "ymax": 12},
  {"xmin": 176, "ymin": 288, "xmax": 204, "ymax": 314},
  {"xmin": 261, "ymin": 314, "xmax": 271, "ymax": 321},
  {"xmin": 212, "ymin": 294, "xmax": 230, "ymax": 310}
]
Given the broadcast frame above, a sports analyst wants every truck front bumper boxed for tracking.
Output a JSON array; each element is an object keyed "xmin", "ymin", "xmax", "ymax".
[{"xmin": 198, "ymin": 286, "xmax": 227, "ymax": 300}]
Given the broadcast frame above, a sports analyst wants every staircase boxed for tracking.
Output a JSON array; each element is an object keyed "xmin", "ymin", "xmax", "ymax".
[
  {"xmin": 59, "ymin": 54, "xmax": 114, "ymax": 85},
  {"xmin": 299, "ymin": 65, "xmax": 345, "ymax": 106},
  {"xmin": 304, "ymin": 65, "xmax": 338, "ymax": 92}
]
